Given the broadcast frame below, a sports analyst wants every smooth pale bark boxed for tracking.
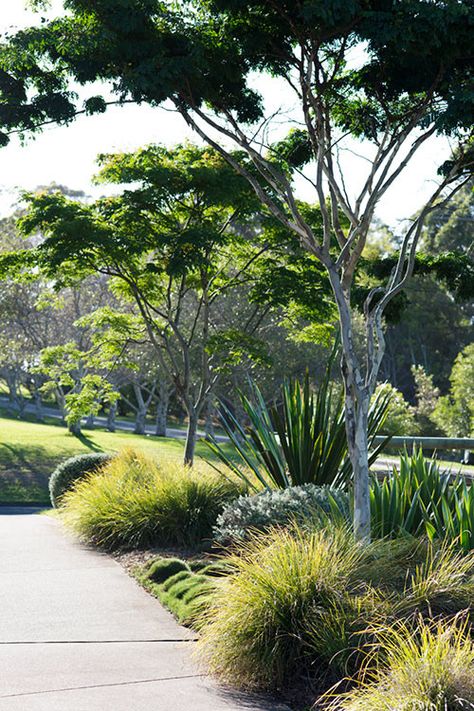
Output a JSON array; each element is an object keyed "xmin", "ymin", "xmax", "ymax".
[
  {"xmin": 330, "ymin": 269, "xmax": 374, "ymax": 542},
  {"xmin": 134, "ymin": 409, "xmax": 147, "ymax": 435},
  {"xmin": 345, "ymin": 397, "xmax": 371, "ymax": 542},
  {"xmin": 132, "ymin": 383, "xmax": 152, "ymax": 435},
  {"xmin": 33, "ymin": 385, "xmax": 44, "ymax": 422},
  {"xmin": 184, "ymin": 410, "xmax": 199, "ymax": 465},
  {"xmin": 204, "ymin": 401, "xmax": 215, "ymax": 441}
]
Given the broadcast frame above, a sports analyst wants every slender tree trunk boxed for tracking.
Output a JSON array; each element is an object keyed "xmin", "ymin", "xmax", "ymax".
[
  {"xmin": 6, "ymin": 373, "xmax": 20, "ymax": 414},
  {"xmin": 155, "ymin": 386, "xmax": 169, "ymax": 437},
  {"xmin": 85, "ymin": 413, "xmax": 95, "ymax": 429},
  {"xmin": 68, "ymin": 420, "xmax": 81, "ymax": 435},
  {"xmin": 184, "ymin": 409, "xmax": 198, "ymax": 465},
  {"xmin": 134, "ymin": 408, "xmax": 147, "ymax": 435},
  {"xmin": 33, "ymin": 389, "xmax": 44, "ymax": 422},
  {"xmin": 329, "ymin": 268, "xmax": 374, "ymax": 542},
  {"xmin": 132, "ymin": 384, "xmax": 149, "ymax": 434},
  {"xmin": 107, "ymin": 400, "xmax": 117, "ymax": 432},
  {"xmin": 343, "ymin": 385, "xmax": 371, "ymax": 542}
]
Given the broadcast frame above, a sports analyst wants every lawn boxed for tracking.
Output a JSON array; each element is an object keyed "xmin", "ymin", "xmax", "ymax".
[{"xmin": 0, "ymin": 413, "xmax": 218, "ymax": 504}]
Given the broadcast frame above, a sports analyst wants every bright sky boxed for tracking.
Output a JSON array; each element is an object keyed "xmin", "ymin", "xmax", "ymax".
[{"xmin": 0, "ymin": 1, "xmax": 452, "ymax": 230}]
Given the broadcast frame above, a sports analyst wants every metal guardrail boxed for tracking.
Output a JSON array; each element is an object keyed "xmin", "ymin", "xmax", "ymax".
[
  {"xmin": 373, "ymin": 436, "xmax": 474, "ymax": 450},
  {"xmin": 373, "ymin": 436, "xmax": 474, "ymax": 465}
]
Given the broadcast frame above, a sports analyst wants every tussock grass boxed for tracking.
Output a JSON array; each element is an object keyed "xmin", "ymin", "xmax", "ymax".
[
  {"xmin": 196, "ymin": 524, "xmax": 367, "ymax": 688},
  {"xmin": 60, "ymin": 448, "xmax": 241, "ymax": 549},
  {"xmin": 330, "ymin": 616, "xmax": 474, "ymax": 711},
  {"xmin": 195, "ymin": 525, "xmax": 474, "ymax": 691}
]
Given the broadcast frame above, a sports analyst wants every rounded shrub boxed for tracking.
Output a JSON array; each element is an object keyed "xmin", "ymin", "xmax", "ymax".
[
  {"xmin": 49, "ymin": 452, "xmax": 113, "ymax": 507},
  {"xmin": 196, "ymin": 527, "xmax": 474, "ymax": 691},
  {"xmin": 214, "ymin": 484, "xmax": 350, "ymax": 544}
]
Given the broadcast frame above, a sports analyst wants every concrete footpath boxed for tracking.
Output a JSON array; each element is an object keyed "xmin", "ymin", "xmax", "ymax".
[{"xmin": 0, "ymin": 508, "xmax": 288, "ymax": 711}]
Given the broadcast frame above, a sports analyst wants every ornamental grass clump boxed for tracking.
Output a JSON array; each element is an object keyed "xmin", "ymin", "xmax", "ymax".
[
  {"xmin": 60, "ymin": 448, "xmax": 241, "ymax": 550},
  {"xmin": 196, "ymin": 526, "xmax": 474, "ymax": 692},
  {"xmin": 329, "ymin": 617, "xmax": 474, "ymax": 711},
  {"xmin": 196, "ymin": 524, "xmax": 367, "ymax": 689}
]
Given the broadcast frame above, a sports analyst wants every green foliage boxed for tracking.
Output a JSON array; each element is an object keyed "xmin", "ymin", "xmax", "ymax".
[
  {"xmin": 49, "ymin": 452, "xmax": 112, "ymax": 508},
  {"xmin": 370, "ymin": 449, "xmax": 474, "ymax": 551},
  {"xmin": 197, "ymin": 524, "xmax": 366, "ymax": 688},
  {"xmin": 139, "ymin": 556, "xmax": 220, "ymax": 626},
  {"xmin": 145, "ymin": 557, "xmax": 190, "ymax": 585},
  {"xmin": 35, "ymin": 342, "xmax": 120, "ymax": 429},
  {"xmin": 196, "ymin": 523, "xmax": 474, "ymax": 691},
  {"xmin": 411, "ymin": 365, "xmax": 441, "ymax": 436},
  {"xmin": 5, "ymin": 0, "xmax": 472, "ymax": 138},
  {"xmin": 60, "ymin": 448, "xmax": 242, "ymax": 549},
  {"xmin": 214, "ymin": 484, "xmax": 350, "ymax": 545},
  {"xmin": 207, "ymin": 369, "xmax": 390, "ymax": 491},
  {"xmin": 331, "ymin": 617, "xmax": 474, "ymax": 711},
  {"xmin": 433, "ymin": 343, "xmax": 474, "ymax": 437},
  {"xmin": 372, "ymin": 382, "xmax": 418, "ymax": 436},
  {"xmin": 370, "ymin": 450, "xmax": 450, "ymax": 539}
]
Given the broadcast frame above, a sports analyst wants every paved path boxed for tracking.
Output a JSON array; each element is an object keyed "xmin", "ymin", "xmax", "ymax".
[{"xmin": 0, "ymin": 508, "xmax": 288, "ymax": 711}]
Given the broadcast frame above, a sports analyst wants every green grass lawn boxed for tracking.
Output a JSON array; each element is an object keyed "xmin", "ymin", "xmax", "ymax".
[{"xmin": 0, "ymin": 413, "xmax": 219, "ymax": 505}]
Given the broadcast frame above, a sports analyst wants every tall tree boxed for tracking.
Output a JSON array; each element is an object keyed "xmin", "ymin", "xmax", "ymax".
[
  {"xmin": 2, "ymin": 1, "xmax": 473, "ymax": 537},
  {"xmin": 16, "ymin": 144, "xmax": 273, "ymax": 463}
]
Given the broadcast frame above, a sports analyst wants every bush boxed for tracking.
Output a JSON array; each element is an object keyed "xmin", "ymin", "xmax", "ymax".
[
  {"xmin": 49, "ymin": 452, "xmax": 112, "ymax": 507},
  {"xmin": 372, "ymin": 382, "xmax": 419, "ymax": 436},
  {"xmin": 197, "ymin": 525, "xmax": 367, "ymax": 688},
  {"xmin": 330, "ymin": 617, "xmax": 474, "ymax": 711},
  {"xmin": 139, "ymin": 556, "xmax": 219, "ymax": 626},
  {"xmin": 146, "ymin": 558, "xmax": 190, "ymax": 584},
  {"xmin": 370, "ymin": 448, "xmax": 474, "ymax": 550},
  {"xmin": 60, "ymin": 448, "xmax": 241, "ymax": 549},
  {"xmin": 214, "ymin": 484, "xmax": 350, "ymax": 544},
  {"xmin": 196, "ymin": 524, "xmax": 474, "ymax": 691}
]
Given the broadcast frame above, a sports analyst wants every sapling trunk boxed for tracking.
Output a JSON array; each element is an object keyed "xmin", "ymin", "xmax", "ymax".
[{"xmin": 184, "ymin": 410, "xmax": 199, "ymax": 465}]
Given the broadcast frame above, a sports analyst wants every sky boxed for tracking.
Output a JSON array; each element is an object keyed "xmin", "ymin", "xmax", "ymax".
[{"xmin": 0, "ymin": 1, "xmax": 453, "ymax": 230}]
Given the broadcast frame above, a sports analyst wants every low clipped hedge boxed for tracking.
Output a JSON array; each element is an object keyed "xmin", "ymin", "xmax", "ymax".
[
  {"xmin": 214, "ymin": 484, "xmax": 350, "ymax": 544},
  {"xmin": 49, "ymin": 452, "xmax": 113, "ymax": 507},
  {"xmin": 139, "ymin": 555, "xmax": 220, "ymax": 626}
]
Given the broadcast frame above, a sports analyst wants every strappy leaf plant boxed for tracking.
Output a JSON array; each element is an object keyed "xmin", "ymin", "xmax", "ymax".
[{"xmin": 205, "ymin": 368, "xmax": 390, "ymax": 492}]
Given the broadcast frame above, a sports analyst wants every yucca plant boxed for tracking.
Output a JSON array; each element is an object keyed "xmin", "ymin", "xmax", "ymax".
[
  {"xmin": 427, "ymin": 477, "xmax": 474, "ymax": 551},
  {"xmin": 370, "ymin": 448, "xmax": 474, "ymax": 549},
  {"xmin": 206, "ymin": 364, "xmax": 390, "ymax": 492},
  {"xmin": 370, "ymin": 448, "xmax": 454, "ymax": 539}
]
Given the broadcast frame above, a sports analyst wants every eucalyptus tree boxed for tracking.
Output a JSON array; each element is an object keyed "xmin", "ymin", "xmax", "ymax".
[
  {"xmin": 17, "ymin": 144, "xmax": 271, "ymax": 463},
  {"xmin": 2, "ymin": 0, "xmax": 474, "ymax": 537}
]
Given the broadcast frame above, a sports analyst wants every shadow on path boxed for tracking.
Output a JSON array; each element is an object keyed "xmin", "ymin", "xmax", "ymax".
[{"xmin": 0, "ymin": 506, "xmax": 48, "ymax": 515}]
